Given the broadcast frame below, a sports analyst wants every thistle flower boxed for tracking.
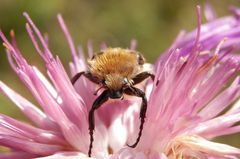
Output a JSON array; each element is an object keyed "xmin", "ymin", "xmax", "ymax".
[{"xmin": 0, "ymin": 5, "xmax": 239, "ymax": 159}]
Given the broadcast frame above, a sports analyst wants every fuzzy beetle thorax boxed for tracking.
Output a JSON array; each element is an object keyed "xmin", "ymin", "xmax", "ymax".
[{"xmin": 87, "ymin": 48, "xmax": 144, "ymax": 90}]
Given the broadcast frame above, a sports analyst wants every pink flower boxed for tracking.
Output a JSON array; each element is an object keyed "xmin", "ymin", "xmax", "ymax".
[{"xmin": 0, "ymin": 5, "xmax": 239, "ymax": 159}]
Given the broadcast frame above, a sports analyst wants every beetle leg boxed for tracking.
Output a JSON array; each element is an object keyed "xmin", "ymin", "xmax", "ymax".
[
  {"xmin": 71, "ymin": 71, "xmax": 99, "ymax": 85},
  {"xmin": 88, "ymin": 90, "xmax": 109, "ymax": 157},
  {"xmin": 132, "ymin": 72, "xmax": 155, "ymax": 85},
  {"xmin": 124, "ymin": 87, "xmax": 147, "ymax": 148},
  {"xmin": 71, "ymin": 71, "xmax": 85, "ymax": 85}
]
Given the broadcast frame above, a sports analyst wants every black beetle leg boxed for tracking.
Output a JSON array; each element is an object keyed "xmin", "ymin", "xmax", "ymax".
[
  {"xmin": 88, "ymin": 90, "xmax": 109, "ymax": 157},
  {"xmin": 124, "ymin": 87, "xmax": 147, "ymax": 148},
  {"xmin": 71, "ymin": 71, "xmax": 99, "ymax": 85},
  {"xmin": 132, "ymin": 72, "xmax": 155, "ymax": 85}
]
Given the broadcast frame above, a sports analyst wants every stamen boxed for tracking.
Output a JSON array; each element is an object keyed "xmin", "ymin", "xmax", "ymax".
[
  {"xmin": 10, "ymin": 30, "xmax": 17, "ymax": 46},
  {"xmin": 196, "ymin": 38, "xmax": 227, "ymax": 75},
  {"xmin": 25, "ymin": 23, "xmax": 46, "ymax": 61},
  {"xmin": 23, "ymin": 12, "xmax": 53, "ymax": 60},
  {"xmin": 2, "ymin": 42, "xmax": 10, "ymax": 50},
  {"xmin": 214, "ymin": 38, "xmax": 227, "ymax": 55},
  {"xmin": 10, "ymin": 30, "xmax": 15, "ymax": 37},
  {"xmin": 196, "ymin": 54, "xmax": 218, "ymax": 75}
]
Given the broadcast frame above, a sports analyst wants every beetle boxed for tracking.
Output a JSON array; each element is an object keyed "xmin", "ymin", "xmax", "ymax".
[{"xmin": 71, "ymin": 48, "xmax": 154, "ymax": 157}]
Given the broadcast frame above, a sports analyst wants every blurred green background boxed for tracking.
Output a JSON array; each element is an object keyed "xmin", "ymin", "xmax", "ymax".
[{"xmin": 0, "ymin": 0, "xmax": 239, "ymax": 149}]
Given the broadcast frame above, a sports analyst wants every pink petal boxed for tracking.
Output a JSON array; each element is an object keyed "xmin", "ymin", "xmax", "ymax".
[
  {"xmin": 36, "ymin": 152, "xmax": 90, "ymax": 159},
  {"xmin": 110, "ymin": 147, "xmax": 169, "ymax": 159},
  {"xmin": 57, "ymin": 14, "xmax": 78, "ymax": 65},
  {"xmin": 0, "ymin": 81, "xmax": 58, "ymax": 130},
  {"xmin": 0, "ymin": 135, "xmax": 63, "ymax": 155},
  {"xmin": 189, "ymin": 112, "xmax": 240, "ymax": 138},
  {"xmin": 204, "ymin": 3, "xmax": 217, "ymax": 22},
  {"xmin": 199, "ymin": 77, "xmax": 240, "ymax": 120},
  {"xmin": 130, "ymin": 39, "xmax": 137, "ymax": 50},
  {"xmin": 0, "ymin": 113, "xmax": 66, "ymax": 145},
  {"xmin": 23, "ymin": 13, "xmax": 90, "ymax": 130},
  {"xmin": 0, "ymin": 151, "xmax": 38, "ymax": 159},
  {"xmin": 87, "ymin": 40, "xmax": 94, "ymax": 58}
]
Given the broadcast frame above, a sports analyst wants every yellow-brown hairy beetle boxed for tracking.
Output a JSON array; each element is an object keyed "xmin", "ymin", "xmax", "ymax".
[{"xmin": 71, "ymin": 48, "xmax": 154, "ymax": 157}]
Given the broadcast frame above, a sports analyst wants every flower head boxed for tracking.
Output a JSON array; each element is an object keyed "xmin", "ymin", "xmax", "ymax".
[{"xmin": 0, "ymin": 5, "xmax": 239, "ymax": 159}]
